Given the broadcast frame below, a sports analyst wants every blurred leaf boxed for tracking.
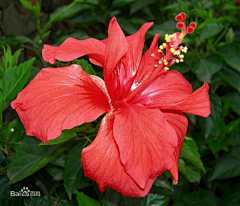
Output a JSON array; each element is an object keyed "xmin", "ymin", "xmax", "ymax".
[
  {"xmin": 220, "ymin": 67, "xmax": 240, "ymax": 92},
  {"xmin": 227, "ymin": 128, "xmax": 240, "ymax": 146},
  {"xmin": 226, "ymin": 119, "xmax": 240, "ymax": 134},
  {"xmin": 71, "ymin": 11, "xmax": 105, "ymax": 25},
  {"xmin": 142, "ymin": 193, "xmax": 168, "ymax": 206},
  {"xmin": 211, "ymin": 146, "xmax": 240, "ymax": 180},
  {"xmin": 112, "ymin": 0, "xmax": 136, "ymax": 8},
  {"xmin": 0, "ymin": 178, "xmax": 11, "ymax": 206},
  {"xmin": 181, "ymin": 190, "xmax": 218, "ymax": 206},
  {"xmin": 75, "ymin": 191, "xmax": 101, "ymax": 206},
  {"xmin": 130, "ymin": 0, "xmax": 155, "ymax": 15},
  {"xmin": 220, "ymin": 184, "xmax": 240, "ymax": 206},
  {"xmin": 64, "ymin": 143, "xmax": 84, "ymax": 200},
  {"xmin": 50, "ymin": 4, "xmax": 92, "ymax": 23},
  {"xmin": 193, "ymin": 54, "xmax": 223, "ymax": 83},
  {"xmin": 7, "ymin": 138, "xmax": 56, "ymax": 184},
  {"xmin": 199, "ymin": 23, "xmax": 222, "ymax": 41},
  {"xmin": 29, "ymin": 141, "xmax": 75, "ymax": 176},
  {"xmin": 39, "ymin": 131, "xmax": 77, "ymax": 145},
  {"xmin": 19, "ymin": 0, "xmax": 35, "ymax": 11},
  {"xmin": 179, "ymin": 137, "xmax": 205, "ymax": 182},
  {"xmin": 224, "ymin": 93, "xmax": 240, "ymax": 116},
  {"xmin": 72, "ymin": 59, "xmax": 96, "ymax": 75},
  {"xmin": 205, "ymin": 94, "xmax": 222, "ymax": 138},
  {"xmin": 2, "ymin": 58, "xmax": 35, "ymax": 101},
  {"xmin": 208, "ymin": 138, "xmax": 227, "ymax": 154},
  {"xmin": 4, "ymin": 119, "xmax": 23, "ymax": 143},
  {"xmin": 153, "ymin": 175, "xmax": 174, "ymax": 192},
  {"xmin": 218, "ymin": 43, "xmax": 240, "ymax": 72},
  {"xmin": 46, "ymin": 166, "xmax": 63, "ymax": 181},
  {"xmin": 24, "ymin": 197, "xmax": 59, "ymax": 206}
]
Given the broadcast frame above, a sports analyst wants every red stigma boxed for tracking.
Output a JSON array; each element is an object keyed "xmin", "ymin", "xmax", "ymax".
[
  {"xmin": 180, "ymin": 12, "xmax": 186, "ymax": 20},
  {"xmin": 176, "ymin": 22, "xmax": 184, "ymax": 29},
  {"xmin": 190, "ymin": 22, "xmax": 196, "ymax": 28},
  {"xmin": 187, "ymin": 26, "xmax": 194, "ymax": 34},
  {"xmin": 175, "ymin": 15, "xmax": 182, "ymax": 21}
]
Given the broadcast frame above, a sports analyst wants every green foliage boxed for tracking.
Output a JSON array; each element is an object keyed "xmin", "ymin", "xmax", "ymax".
[
  {"xmin": 2, "ymin": 58, "xmax": 35, "ymax": 101},
  {"xmin": 1, "ymin": 0, "xmax": 240, "ymax": 205},
  {"xmin": 179, "ymin": 137, "xmax": 205, "ymax": 182},
  {"xmin": 75, "ymin": 191, "xmax": 101, "ymax": 206}
]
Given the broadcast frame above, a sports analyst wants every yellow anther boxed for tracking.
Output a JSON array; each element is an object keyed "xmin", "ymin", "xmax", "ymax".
[
  {"xmin": 157, "ymin": 49, "xmax": 162, "ymax": 52},
  {"xmin": 158, "ymin": 60, "xmax": 162, "ymax": 64},
  {"xmin": 163, "ymin": 59, "xmax": 167, "ymax": 62},
  {"xmin": 151, "ymin": 53, "xmax": 155, "ymax": 57},
  {"xmin": 170, "ymin": 48, "xmax": 175, "ymax": 53},
  {"xmin": 154, "ymin": 64, "xmax": 158, "ymax": 67},
  {"xmin": 162, "ymin": 43, "xmax": 167, "ymax": 47},
  {"xmin": 182, "ymin": 46, "xmax": 188, "ymax": 53},
  {"xmin": 164, "ymin": 62, "xmax": 168, "ymax": 65},
  {"xmin": 170, "ymin": 45, "xmax": 174, "ymax": 47},
  {"xmin": 173, "ymin": 51, "xmax": 178, "ymax": 55},
  {"xmin": 180, "ymin": 59, "xmax": 184, "ymax": 62},
  {"xmin": 176, "ymin": 51, "xmax": 180, "ymax": 55},
  {"xmin": 179, "ymin": 54, "xmax": 184, "ymax": 59},
  {"xmin": 164, "ymin": 67, "xmax": 169, "ymax": 71},
  {"xmin": 173, "ymin": 33, "xmax": 177, "ymax": 38},
  {"xmin": 180, "ymin": 46, "xmax": 184, "ymax": 50},
  {"xmin": 159, "ymin": 45, "xmax": 163, "ymax": 50},
  {"xmin": 175, "ymin": 59, "xmax": 180, "ymax": 63}
]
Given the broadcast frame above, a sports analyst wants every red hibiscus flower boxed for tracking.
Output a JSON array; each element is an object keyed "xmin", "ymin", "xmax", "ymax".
[{"xmin": 11, "ymin": 13, "xmax": 210, "ymax": 197}]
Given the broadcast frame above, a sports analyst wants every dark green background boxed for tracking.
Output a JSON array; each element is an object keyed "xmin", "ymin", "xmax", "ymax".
[{"xmin": 0, "ymin": 0, "xmax": 240, "ymax": 205}]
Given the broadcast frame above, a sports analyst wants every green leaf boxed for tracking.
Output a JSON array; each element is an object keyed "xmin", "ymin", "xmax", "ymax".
[
  {"xmin": 211, "ymin": 146, "xmax": 240, "ymax": 180},
  {"xmin": 130, "ymin": 0, "xmax": 155, "ymax": 15},
  {"xmin": 73, "ymin": 59, "xmax": 96, "ymax": 75},
  {"xmin": 19, "ymin": 0, "xmax": 35, "ymax": 11},
  {"xmin": 220, "ymin": 67, "xmax": 240, "ymax": 92},
  {"xmin": 7, "ymin": 138, "xmax": 56, "ymax": 184},
  {"xmin": 50, "ymin": 4, "xmax": 92, "ymax": 23},
  {"xmin": 179, "ymin": 137, "xmax": 205, "ymax": 182},
  {"xmin": 142, "ymin": 193, "xmax": 168, "ymax": 206},
  {"xmin": 112, "ymin": 0, "xmax": 136, "ymax": 8},
  {"xmin": 0, "ymin": 178, "xmax": 12, "ymax": 206},
  {"xmin": 3, "ymin": 58, "xmax": 35, "ymax": 101},
  {"xmin": 205, "ymin": 94, "xmax": 222, "ymax": 137},
  {"xmin": 29, "ymin": 141, "xmax": 75, "ymax": 177},
  {"xmin": 199, "ymin": 23, "xmax": 222, "ymax": 41},
  {"xmin": 193, "ymin": 54, "xmax": 223, "ymax": 83},
  {"xmin": 24, "ymin": 197, "xmax": 59, "ymax": 206},
  {"xmin": 224, "ymin": 92, "xmax": 240, "ymax": 116},
  {"xmin": 75, "ymin": 191, "xmax": 101, "ymax": 206},
  {"xmin": 4, "ymin": 119, "xmax": 23, "ymax": 143},
  {"xmin": 153, "ymin": 175, "xmax": 174, "ymax": 192},
  {"xmin": 64, "ymin": 143, "xmax": 84, "ymax": 200},
  {"xmin": 182, "ymin": 190, "xmax": 217, "ymax": 206},
  {"xmin": 227, "ymin": 128, "xmax": 240, "ymax": 146},
  {"xmin": 39, "ymin": 130, "xmax": 77, "ymax": 145},
  {"xmin": 218, "ymin": 43, "xmax": 240, "ymax": 72}
]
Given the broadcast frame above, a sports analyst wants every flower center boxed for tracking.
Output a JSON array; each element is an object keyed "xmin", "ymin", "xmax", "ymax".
[
  {"xmin": 124, "ymin": 13, "xmax": 196, "ymax": 103},
  {"xmin": 150, "ymin": 12, "xmax": 196, "ymax": 72}
]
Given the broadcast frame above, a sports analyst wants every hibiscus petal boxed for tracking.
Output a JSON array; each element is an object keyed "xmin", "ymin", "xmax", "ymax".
[
  {"xmin": 163, "ymin": 111, "xmax": 188, "ymax": 183},
  {"xmin": 113, "ymin": 103, "xmax": 177, "ymax": 189},
  {"xmin": 42, "ymin": 37, "xmax": 106, "ymax": 65},
  {"xmin": 134, "ymin": 71, "xmax": 210, "ymax": 117},
  {"xmin": 11, "ymin": 65, "xmax": 110, "ymax": 143},
  {"xmin": 133, "ymin": 34, "xmax": 160, "ymax": 84},
  {"xmin": 103, "ymin": 17, "xmax": 128, "ymax": 100},
  {"xmin": 82, "ymin": 114, "xmax": 155, "ymax": 197}
]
